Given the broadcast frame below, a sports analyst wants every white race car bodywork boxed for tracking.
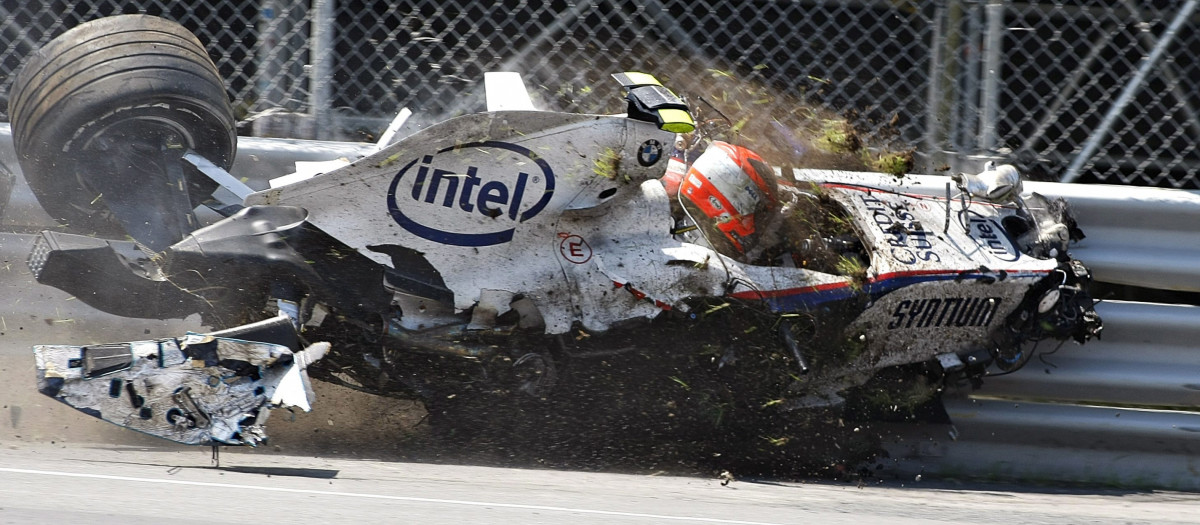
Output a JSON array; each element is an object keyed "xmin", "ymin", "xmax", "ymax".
[{"xmin": 23, "ymin": 69, "xmax": 1098, "ymax": 446}]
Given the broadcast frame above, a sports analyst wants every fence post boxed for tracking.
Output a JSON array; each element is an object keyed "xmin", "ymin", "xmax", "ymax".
[
  {"xmin": 978, "ymin": 0, "xmax": 1005, "ymax": 156},
  {"xmin": 924, "ymin": 1, "xmax": 950, "ymax": 171},
  {"xmin": 254, "ymin": 0, "xmax": 312, "ymax": 137},
  {"xmin": 958, "ymin": 1, "xmax": 983, "ymax": 163},
  {"xmin": 310, "ymin": 0, "xmax": 334, "ymax": 140}
]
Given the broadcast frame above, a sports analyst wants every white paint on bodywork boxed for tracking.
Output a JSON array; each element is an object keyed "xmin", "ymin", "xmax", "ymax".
[
  {"xmin": 802, "ymin": 169, "xmax": 1066, "ymax": 359},
  {"xmin": 270, "ymin": 158, "xmax": 352, "ymax": 188},
  {"xmin": 806, "ymin": 169, "xmax": 1055, "ymax": 275},
  {"xmin": 33, "ymin": 333, "xmax": 327, "ymax": 445},
  {"xmin": 246, "ymin": 111, "xmax": 681, "ymax": 334},
  {"xmin": 550, "ymin": 180, "xmax": 730, "ymax": 332},
  {"xmin": 244, "ymin": 115, "xmax": 1068, "ymax": 345}
]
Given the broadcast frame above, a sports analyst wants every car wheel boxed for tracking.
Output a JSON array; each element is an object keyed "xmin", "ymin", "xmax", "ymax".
[{"xmin": 9, "ymin": 14, "xmax": 236, "ymax": 235}]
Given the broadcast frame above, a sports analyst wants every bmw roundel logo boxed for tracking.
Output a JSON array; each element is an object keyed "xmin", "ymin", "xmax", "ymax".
[{"xmin": 638, "ymin": 139, "xmax": 663, "ymax": 167}]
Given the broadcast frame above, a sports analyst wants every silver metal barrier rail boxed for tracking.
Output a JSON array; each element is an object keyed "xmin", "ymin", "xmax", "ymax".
[
  {"xmin": 1027, "ymin": 181, "xmax": 1200, "ymax": 293},
  {"xmin": 879, "ymin": 300, "xmax": 1200, "ymax": 491},
  {"xmin": 983, "ymin": 300, "xmax": 1200, "ymax": 409},
  {"xmin": 880, "ymin": 396, "xmax": 1200, "ymax": 491}
]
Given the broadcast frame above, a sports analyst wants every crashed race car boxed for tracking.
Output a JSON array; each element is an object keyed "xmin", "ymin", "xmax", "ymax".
[{"xmin": 14, "ymin": 16, "xmax": 1099, "ymax": 447}]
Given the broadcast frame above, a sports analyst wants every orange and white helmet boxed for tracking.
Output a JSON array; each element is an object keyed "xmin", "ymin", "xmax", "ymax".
[{"xmin": 678, "ymin": 141, "xmax": 776, "ymax": 253}]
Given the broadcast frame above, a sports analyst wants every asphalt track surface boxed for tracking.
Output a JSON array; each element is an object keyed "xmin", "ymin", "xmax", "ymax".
[{"xmin": 4, "ymin": 440, "xmax": 1200, "ymax": 525}]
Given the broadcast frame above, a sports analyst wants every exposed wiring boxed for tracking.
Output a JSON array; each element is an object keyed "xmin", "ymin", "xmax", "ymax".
[
  {"xmin": 957, "ymin": 187, "xmax": 972, "ymax": 232},
  {"xmin": 1037, "ymin": 339, "xmax": 1067, "ymax": 368},
  {"xmin": 988, "ymin": 339, "xmax": 1039, "ymax": 376}
]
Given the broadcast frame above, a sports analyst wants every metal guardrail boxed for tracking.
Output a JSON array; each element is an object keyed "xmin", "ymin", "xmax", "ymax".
[
  {"xmin": 879, "ymin": 300, "xmax": 1200, "ymax": 491},
  {"xmin": 1028, "ymin": 181, "xmax": 1200, "ymax": 293},
  {"xmin": 880, "ymin": 397, "xmax": 1200, "ymax": 491},
  {"xmin": 1, "ymin": 128, "xmax": 1199, "ymax": 490},
  {"xmin": 985, "ymin": 301, "xmax": 1200, "ymax": 409}
]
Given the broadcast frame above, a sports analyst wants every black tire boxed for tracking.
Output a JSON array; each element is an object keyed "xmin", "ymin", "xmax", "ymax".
[{"xmin": 9, "ymin": 15, "xmax": 236, "ymax": 235}]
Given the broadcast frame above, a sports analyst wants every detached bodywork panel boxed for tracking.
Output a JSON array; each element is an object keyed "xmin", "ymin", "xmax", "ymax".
[{"xmin": 34, "ymin": 320, "xmax": 327, "ymax": 445}]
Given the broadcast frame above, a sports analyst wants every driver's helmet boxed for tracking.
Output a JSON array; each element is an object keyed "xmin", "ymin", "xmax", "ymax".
[{"xmin": 677, "ymin": 141, "xmax": 777, "ymax": 254}]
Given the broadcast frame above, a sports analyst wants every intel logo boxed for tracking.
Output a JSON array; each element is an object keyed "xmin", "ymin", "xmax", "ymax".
[
  {"xmin": 966, "ymin": 215, "xmax": 1020, "ymax": 262},
  {"xmin": 386, "ymin": 141, "xmax": 555, "ymax": 246}
]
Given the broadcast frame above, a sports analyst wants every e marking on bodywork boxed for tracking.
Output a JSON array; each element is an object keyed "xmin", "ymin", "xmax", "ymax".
[{"xmin": 558, "ymin": 233, "xmax": 593, "ymax": 264}]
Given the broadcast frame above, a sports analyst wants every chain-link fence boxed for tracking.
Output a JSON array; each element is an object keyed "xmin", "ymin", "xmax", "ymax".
[{"xmin": 1, "ymin": 1, "xmax": 1197, "ymax": 187}]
